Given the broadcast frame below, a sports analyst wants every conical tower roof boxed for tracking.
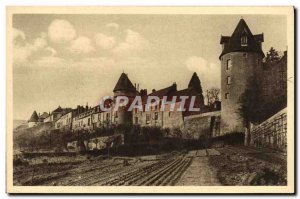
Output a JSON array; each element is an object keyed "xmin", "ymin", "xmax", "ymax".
[
  {"xmin": 219, "ymin": 18, "xmax": 264, "ymax": 59},
  {"xmin": 113, "ymin": 73, "xmax": 136, "ymax": 92},
  {"xmin": 231, "ymin": 18, "xmax": 253, "ymax": 38},
  {"xmin": 28, "ymin": 111, "xmax": 39, "ymax": 122},
  {"xmin": 188, "ymin": 72, "xmax": 203, "ymax": 95}
]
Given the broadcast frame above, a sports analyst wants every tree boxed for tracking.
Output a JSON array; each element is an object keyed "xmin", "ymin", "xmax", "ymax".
[
  {"xmin": 240, "ymin": 75, "xmax": 287, "ymax": 126},
  {"xmin": 239, "ymin": 76, "xmax": 264, "ymax": 125},
  {"xmin": 266, "ymin": 47, "xmax": 280, "ymax": 63},
  {"xmin": 205, "ymin": 88, "xmax": 220, "ymax": 106}
]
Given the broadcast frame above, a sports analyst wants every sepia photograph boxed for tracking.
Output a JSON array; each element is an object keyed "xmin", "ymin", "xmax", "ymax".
[{"xmin": 6, "ymin": 6, "xmax": 294, "ymax": 194}]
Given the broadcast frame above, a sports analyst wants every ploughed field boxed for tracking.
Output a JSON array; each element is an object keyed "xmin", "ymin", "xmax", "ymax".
[
  {"xmin": 13, "ymin": 146, "xmax": 287, "ymax": 186},
  {"xmin": 13, "ymin": 151, "xmax": 192, "ymax": 186}
]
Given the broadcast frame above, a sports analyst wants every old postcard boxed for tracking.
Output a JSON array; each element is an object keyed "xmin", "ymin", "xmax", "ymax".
[{"xmin": 6, "ymin": 6, "xmax": 294, "ymax": 194}]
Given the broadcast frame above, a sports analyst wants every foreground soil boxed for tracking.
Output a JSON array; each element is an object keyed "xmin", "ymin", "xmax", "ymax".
[
  {"xmin": 208, "ymin": 146, "xmax": 287, "ymax": 185},
  {"xmin": 13, "ymin": 146, "xmax": 287, "ymax": 186},
  {"xmin": 14, "ymin": 151, "xmax": 191, "ymax": 186}
]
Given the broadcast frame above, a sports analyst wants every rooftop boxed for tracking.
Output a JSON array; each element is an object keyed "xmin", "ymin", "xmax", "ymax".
[{"xmin": 219, "ymin": 19, "xmax": 264, "ymax": 59}]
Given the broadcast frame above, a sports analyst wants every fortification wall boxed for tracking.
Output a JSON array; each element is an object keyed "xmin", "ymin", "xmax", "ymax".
[
  {"xmin": 182, "ymin": 111, "xmax": 221, "ymax": 139},
  {"xmin": 250, "ymin": 107, "xmax": 287, "ymax": 151}
]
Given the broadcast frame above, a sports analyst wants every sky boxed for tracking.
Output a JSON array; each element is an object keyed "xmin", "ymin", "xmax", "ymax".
[{"xmin": 12, "ymin": 14, "xmax": 287, "ymax": 120}]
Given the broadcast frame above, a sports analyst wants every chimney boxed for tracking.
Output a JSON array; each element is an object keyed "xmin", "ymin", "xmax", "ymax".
[
  {"xmin": 137, "ymin": 84, "xmax": 139, "ymax": 91},
  {"xmin": 86, "ymin": 102, "xmax": 88, "ymax": 111},
  {"xmin": 134, "ymin": 83, "xmax": 136, "ymax": 89}
]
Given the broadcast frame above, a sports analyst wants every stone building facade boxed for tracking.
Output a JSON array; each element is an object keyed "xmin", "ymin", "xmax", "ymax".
[
  {"xmin": 55, "ymin": 111, "xmax": 72, "ymax": 131},
  {"xmin": 220, "ymin": 19, "xmax": 264, "ymax": 134}
]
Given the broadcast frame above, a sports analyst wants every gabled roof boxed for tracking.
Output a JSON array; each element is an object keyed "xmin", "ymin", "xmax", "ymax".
[
  {"xmin": 113, "ymin": 73, "xmax": 136, "ymax": 92},
  {"xmin": 174, "ymin": 87, "xmax": 199, "ymax": 98},
  {"xmin": 148, "ymin": 83, "xmax": 177, "ymax": 98},
  {"xmin": 220, "ymin": 19, "xmax": 264, "ymax": 59},
  {"xmin": 39, "ymin": 112, "xmax": 49, "ymax": 119},
  {"xmin": 52, "ymin": 106, "xmax": 63, "ymax": 113},
  {"xmin": 28, "ymin": 111, "xmax": 39, "ymax": 122}
]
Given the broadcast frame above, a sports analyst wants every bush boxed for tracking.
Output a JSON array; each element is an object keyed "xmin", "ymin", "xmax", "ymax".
[{"xmin": 211, "ymin": 132, "xmax": 245, "ymax": 146}]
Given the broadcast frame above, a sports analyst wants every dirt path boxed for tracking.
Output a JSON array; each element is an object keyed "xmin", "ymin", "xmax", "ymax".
[{"xmin": 176, "ymin": 150, "xmax": 221, "ymax": 186}]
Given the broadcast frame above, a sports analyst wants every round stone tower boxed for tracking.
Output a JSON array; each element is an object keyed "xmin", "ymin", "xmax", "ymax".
[
  {"xmin": 113, "ymin": 73, "xmax": 137, "ymax": 125},
  {"xmin": 219, "ymin": 19, "xmax": 264, "ymax": 134}
]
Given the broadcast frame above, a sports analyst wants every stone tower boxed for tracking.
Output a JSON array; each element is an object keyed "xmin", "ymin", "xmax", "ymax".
[
  {"xmin": 113, "ymin": 73, "xmax": 137, "ymax": 125},
  {"xmin": 220, "ymin": 19, "xmax": 264, "ymax": 134}
]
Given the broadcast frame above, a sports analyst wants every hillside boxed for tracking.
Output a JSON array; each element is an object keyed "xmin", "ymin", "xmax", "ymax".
[
  {"xmin": 13, "ymin": 120, "xmax": 27, "ymax": 130},
  {"xmin": 13, "ymin": 122, "xmax": 55, "ymax": 140}
]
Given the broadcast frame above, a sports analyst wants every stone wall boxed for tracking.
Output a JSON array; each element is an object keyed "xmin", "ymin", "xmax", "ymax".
[
  {"xmin": 250, "ymin": 108, "xmax": 287, "ymax": 151},
  {"xmin": 182, "ymin": 111, "xmax": 221, "ymax": 140}
]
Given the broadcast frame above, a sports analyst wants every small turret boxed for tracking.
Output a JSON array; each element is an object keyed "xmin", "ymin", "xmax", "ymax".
[{"xmin": 28, "ymin": 110, "xmax": 39, "ymax": 128}]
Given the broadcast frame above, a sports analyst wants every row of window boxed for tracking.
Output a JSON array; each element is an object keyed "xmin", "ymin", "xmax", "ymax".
[{"xmin": 145, "ymin": 112, "xmax": 159, "ymax": 124}]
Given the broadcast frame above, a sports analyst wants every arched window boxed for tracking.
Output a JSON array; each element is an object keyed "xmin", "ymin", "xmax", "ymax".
[{"xmin": 241, "ymin": 35, "xmax": 248, "ymax": 46}]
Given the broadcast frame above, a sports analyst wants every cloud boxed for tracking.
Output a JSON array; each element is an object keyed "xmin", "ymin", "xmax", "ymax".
[
  {"xmin": 112, "ymin": 29, "xmax": 149, "ymax": 55},
  {"xmin": 94, "ymin": 33, "xmax": 116, "ymax": 50},
  {"xmin": 48, "ymin": 19, "xmax": 76, "ymax": 44},
  {"xmin": 106, "ymin": 23, "xmax": 119, "ymax": 30},
  {"xmin": 33, "ymin": 37, "xmax": 47, "ymax": 49},
  {"xmin": 13, "ymin": 28, "xmax": 25, "ymax": 41},
  {"xmin": 33, "ymin": 56, "xmax": 68, "ymax": 67},
  {"xmin": 69, "ymin": 36, "xmax": 95, "ymax": 54},
  {"xmin": 14, "ymin": 44, "xmax": 33, "ymax": 64},
  {"xmin": 13, "ymin": 28, "xmax": 58, "ymax": 64},
  {"xmin": 44, "ymin": 47, "xmax": 57, "ymax": 57},
  {"xmin": 185, "ymin": 56, "xmax": 220, "ymax": 89}
]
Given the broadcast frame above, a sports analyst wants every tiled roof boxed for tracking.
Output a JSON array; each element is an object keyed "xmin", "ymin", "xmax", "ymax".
[
  {"xmin": 188, "ymin": 72, "xmax": 203, "ymax": 95},
  {"xmin": 52, "ymin": 106, "xmax": 63, "ymax": 113},
  {"xmin": 28, "ymin": 111, "xmax": 39, "ymax": 122},
  {"xmin": 220, "ymin": 19, "xmax": 264, "ymax": 59},
  {"xmin": 113, "ymin": 73, "xmax": 136, "ymax": 92},
  {"xmin": 148, "ymin": 83, "xmax": 177, "ymax": 98},
  {"xmin": 39, "ymin": 112, "xmax": 49, "ymax": 119}
]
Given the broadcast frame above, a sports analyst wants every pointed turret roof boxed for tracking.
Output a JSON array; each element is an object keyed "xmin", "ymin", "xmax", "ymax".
[
  {"xmin": 231, "ymin": 18, "xmax": 253, "ymax": 38},
  {"xmin": 28, "ymin": 111, "xmax": 39, "ymax": 122},
  {"xmin": 188, "ymin": 72, "xmax": 203, "ymax": 95},
  {"xmin": 113, "ymin": 73, "xmax": 136, "ymax": 92},
  {"xmin": 220, "ymin": 19, "xmax": 264, "ymax": 59}
]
